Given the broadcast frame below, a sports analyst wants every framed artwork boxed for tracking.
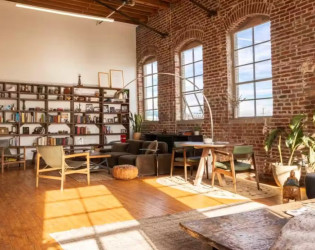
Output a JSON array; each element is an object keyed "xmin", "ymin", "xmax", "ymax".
[
  {"xmin": 103, "ymin": 105, "xmax": 109, "ymax": 113},
  {"xmin": 107, "ymin": 118, "xmax": 114, "ymax": 123},
  {"xmin": 110, "ymin": 69, "xmax": 124, "ymax": 88},
  {"xmin": 110, "ymin": 107, "xmax": 116, "ymax": 113},
  {"xmin": 98, "ymin": 72, "xmax": 110, "ymax": 88},
  {"xmin": 114, "ymin": 117, "xmax": 119, "ymax": 123},
  {"xmin": 86, "ymin": 104, "xmax": 94, "ymax": 112},
  {"xmin": 23, "ymin": 127, "xmax": 29, "ymax": 135},
  {"xmin": 61, "ymin": 113, "xmax": 69, "ymax": 123},
  {"xmin": 121, "ymin": 104, "xmax": 128, "ymax": 113}
]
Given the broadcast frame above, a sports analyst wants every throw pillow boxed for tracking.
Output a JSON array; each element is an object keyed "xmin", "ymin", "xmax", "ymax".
[{"xmin": 145, "ymin": 140, "xmax": 158, "ymax": 154}]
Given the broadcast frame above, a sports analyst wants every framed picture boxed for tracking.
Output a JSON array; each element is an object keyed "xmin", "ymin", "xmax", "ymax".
[
  {"xmin": 98, "ymin": 72, "xmax": 110, "ymax": 88},
  {"xmin": 61, "ymin": 113, "xmax": 69, "ymax": 123},
  {"xmin": 110, "ymin": 69, "xmax": 124, "ymax": 88},
  {"xmin": 23, "ymin": 127, "xmax": 29, "ymax": 135},
  {"xmin": 121, "ymin": 129, "xmax": 127, "ymax": 133},
  {"xmin": 103, "ymin": 105, "xmax": 109, "ymax": 113},
  {"xmin": 86, "ymin": 104, "xmax": 94, "ymax": 112},
  {"xmin": 122, "ymin": 114, "xmax": 128, "ymax": 123},
  {"xmin": 110, "ymin": 107, "xmax": 115, "ymax": 113},
  {"xmin": 114, "ymin": 117, "xmax": 119, "ymax": 123},
  {"xmin": 107, "ymin": 118, "xmax": 114, "ymax": 123},
  {"xmin": 121, "ymin": 104, "xmax": 128, "ymax": 113}
]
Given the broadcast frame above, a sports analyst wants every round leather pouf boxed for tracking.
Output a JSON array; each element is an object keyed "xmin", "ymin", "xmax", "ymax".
[
  {"xmin": 305, "ymin": 173, "xmax": 315, "ymax": 199},
  {"xmin": 112, "ymin": 165, "xmax": 138, "ymax": 180}
]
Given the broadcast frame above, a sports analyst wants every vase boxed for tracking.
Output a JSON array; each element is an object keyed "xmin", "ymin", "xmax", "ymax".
[
  {"xmin": 133, "ymin": 132, "xmax": 141, "ymax": 140},
  {"xmin": 272, "ymin": 164, "xmax": 301, "ymax": 187}
]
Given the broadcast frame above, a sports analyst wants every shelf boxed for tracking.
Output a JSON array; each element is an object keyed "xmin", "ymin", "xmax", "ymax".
[
  {"xmin": 48, "ymin": 134, "xmax": 71, "ymax": 136},
  {"xmin": 0, "ymin": 134, "xmax": 17, "ymax": 137},
  {"xmin": 74, "ymin": 100, "xmax": 101, "ymax": 104},
  {"xmin": 20, "ymin": 98, "xmax": 45, "ymax": 102},
  {"xmin": 0, "ymin": 98, "xmax": 18, "ymax": 100},
  {"xmin": 73, "ymin": 134, "xmax": 101, "ymax": 136},
  {"xmin": 48, "ymin": 99, "xmax": 71, "ymax": 102}
]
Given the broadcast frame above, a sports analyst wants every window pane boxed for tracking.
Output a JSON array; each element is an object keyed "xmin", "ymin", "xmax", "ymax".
[
  {"xmin": 183, "ymin": 78, "xmax": 194, "ymax": 92},
  {"xmin": 196, "ymin": 92, "xmax": 204, "ymax": 105},
  {"xmin": 190, "ymin": 106, "xmax": 203, "ymax": 119},
  {"xmin": 256, "ymin": 99, "xmax": 273, "ymax": 116},
  {"xmin": 255, "ymin": 60, "xmax": 272, "ymax": 80},
  {"xmin": 235, "ymin": 64, "xmax": 254, "ymax": 83},
  {"xmin": 235, "ymin": 47, "xmax": 253, "ymax": 66},
  {"xmin": 183, "ymin": 105, "xmax": 192, "ymax": 120},
  {"xmin": 254, "ymin": 42, "xmax": 271, "ymax": 62},
  {"xmin": 153, "ymin": 98, "xmax": 158, "ymax": 109},
  {"xmin": 254, "ymin": 22, "xmax": 270, "ymax": 44},
  {"xmin": 183, "ymin": 64, "xmax": 194, "ymax": 78},
  {"xmin": 146, "ymin": 87, "xmax": 153, "ymax": 98},
  {"xmin": 234, "ymin": 28, "xmax": 252, "ymax": 49},
  {"xmin": 144, "ymin": 76, "xmax": 152, "ymax": 87},
  {"xmin": 152, "ymin": 75, "xmax": 158, "ymax": 86},
  {"xmin": 238, "ymin": 100, "xmax": 255, "ymax": 117},
  {"xmin": 185, "ymin": 94, "xmax": 199, "ymax": 106},
  {"xmin": 152, "ymin": 61, "xmax": 157, "ymax": 73},
  {"xmin": 145, "ymin": 99, "xmax": 153, "ymax": 110},
  {"xmin": 145, "ymin": 111, "xmax": 153, "ymax": 121},
  {"xmin": 194, "ymin": 61, "xmax": 203, "ymax": 75},
  {"xmin": 144, "ymin": 63, "xmax": 152, "ymax": 75},
  {"xmin": 256, "ymin": 80, "xmax": 273, "ymax": 98},
  {"xmin": 195, "ymin": 76, "xmax": 203, "ymax": 90},
  {"xmin": 237, "ymin": 83, "xmax": 254, "ymax": 99},
  {"xmin": 153, "ymin": 86, "xmax": 158, "ymax": 97},
  {"xmin": 153, "ymin": 110, "xmax": 158, "ymax": 120},
  {"xmin": 182, "ymin": 49, "xmax": 193, "ymax": 65},
  {"xmin": 194, "ymin": 46, "xmax": 203, "ymax": 61}
]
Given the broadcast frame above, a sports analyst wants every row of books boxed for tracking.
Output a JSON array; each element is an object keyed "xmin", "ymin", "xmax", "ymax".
[
  {"xmin": 74, "ymin": 126, "xmax": 90, "ymax": 135},
  {"xmin": 37, "ymin": 136, "xmax": 73, "ymax": 146},
  {"xmin": 9, "ymin": 137, "xmax": 19, "ymax": 146},
  {"xmin": 74, "ymin": 115, "xmax": 96, "ymax": 124}
]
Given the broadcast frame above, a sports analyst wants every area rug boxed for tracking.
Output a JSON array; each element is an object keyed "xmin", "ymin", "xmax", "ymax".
[
  {"xmin": 156, "ymin": 176, "xmax": 280, "ymax": 200},
  {"xmin": 50, "ymin": 201, "xmax": 266, "ymax": 250},
  {"xmin": 69, "ymin": 172, "xmax": 113, "ymax": 183}
]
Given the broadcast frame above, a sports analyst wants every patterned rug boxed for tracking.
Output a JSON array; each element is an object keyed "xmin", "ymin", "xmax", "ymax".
[
  {"xmin": 156, "ymin": 175, "xmax": 280, "ymax": 200},
  {"xmin": 50, "ymin": 201, "xmax": 266, "ymax": 250},
  {"xmin": 69, "ymin": 171, "xmax": 113, "ymax": 183}
]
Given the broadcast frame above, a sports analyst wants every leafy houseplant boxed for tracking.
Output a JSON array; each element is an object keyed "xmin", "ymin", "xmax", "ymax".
[
  {"xmin": 301, "ymin": 111, "xmax": 315, "ymax": 172},
  {"xmin": 129, "ymin": 112, "xmax": 143, "ymax": 140},
  {"xmin": 264, "ymin": 114, "xmax": 307, "ymax": 186}
]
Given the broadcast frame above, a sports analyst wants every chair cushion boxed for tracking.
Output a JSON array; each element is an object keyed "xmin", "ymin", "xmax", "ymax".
[
  {"xmin": 175, "ymin": 156, "xmax": 200, "ymax": 163},
  {"xmin": 215, "ymin": 160, "xmax": 252, "ymax": 172},
  {"xmin": 145, "ymin": 140, "xmax": 158, "ymax": 154}
]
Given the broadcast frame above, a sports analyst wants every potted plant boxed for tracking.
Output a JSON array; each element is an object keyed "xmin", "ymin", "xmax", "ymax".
[
  {"xmin": 264, "ymin": 114, "xmax": 306, "ymax": 186},
  {"xmin": 129, "ymin": 112, "xmax": 143, "ymax": 140},
  {"xmin": 194, "ymin": 126, "xmax": 201, "ymax": 136}
]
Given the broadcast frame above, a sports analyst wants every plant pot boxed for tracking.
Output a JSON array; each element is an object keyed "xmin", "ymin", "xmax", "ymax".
[
  {"xmin": 133, "ymin": 132, "xmax": 141, "ymax": 140},
  {"xmin": 272, "ymin": 164, "xmax": 301, "ymax": 187},
  {"xmin": 194, "ymin": 131, "xmax": 200, "ymax": 136}
]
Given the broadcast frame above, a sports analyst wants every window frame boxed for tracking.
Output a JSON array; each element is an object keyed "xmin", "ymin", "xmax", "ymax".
[
  {"xmin": 232, "ymin": 19, "xmax": 273, "ymax": 118},
  {"xmin": 143, "ymin": 58, "xmax": 158, "ymax": 121},
  {"xmin": 180, "ymin": 42, "xmax": 204, "ymax": 121}
]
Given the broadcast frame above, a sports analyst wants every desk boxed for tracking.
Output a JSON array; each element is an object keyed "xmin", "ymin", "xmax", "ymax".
[
  {"xmin": 178, "ymin": 142, "xmax": 233, "ymax": 186},
  {"xmin": 180, "ymin": 199, "xmax": 315, "ymax": 250}
]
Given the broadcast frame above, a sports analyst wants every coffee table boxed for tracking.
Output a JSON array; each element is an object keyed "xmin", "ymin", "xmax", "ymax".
[
  {"xmin": 180, "ymin": 199, "xmax": 315, "ymax": 250},
  {"xmin": 89, "ymin": 152, "xmax": 111, "ymax": 172}
]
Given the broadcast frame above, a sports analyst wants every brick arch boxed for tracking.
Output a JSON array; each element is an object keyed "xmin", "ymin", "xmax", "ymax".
[
  {"xmin": 172, "ymin": 25, "xmax": 204, "ymax": 53},
  {"xmin": 137, "ymin": 45, "xmax": 158, "ymax": 66},
  {"xmin": 222, "ymin": 1, "xmax": 273, "ymax": 32}
]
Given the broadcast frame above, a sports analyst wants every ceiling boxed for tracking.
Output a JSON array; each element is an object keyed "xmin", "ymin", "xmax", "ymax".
[{"xmin": 6, "ymin": 0, "xmax": 178, "ymax": 24}]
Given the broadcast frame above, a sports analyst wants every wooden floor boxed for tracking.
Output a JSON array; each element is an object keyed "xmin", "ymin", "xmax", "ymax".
[{"xmin": 0, "ymin": 168, "xmax": 282, "ymax": 250}]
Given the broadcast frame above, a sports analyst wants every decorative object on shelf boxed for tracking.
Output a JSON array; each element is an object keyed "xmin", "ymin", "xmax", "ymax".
[
  {"xmin": 114, "ymin": 117, "xmax": 119, "ymax": 123},
  {"xmin": 39, "ymin": 95, "xmax": 45, "ymax": 99},
  {"xmin": 78, "ymin": 74, "xmax": 82, "ymax": 86},
  {"xmin": 7, "ymin": 86, "xmax": 16, "ymax": 92},
  {"xmin": 107, "ymin": 118, "xmax": 114, "ymax": 123},
  {"xmin": 109, "ymin": 107, "xmax": 115, "ymax": 113},
  {"xmin": 49, "ymin": 88, "xmax": 54, "ymax": 94},
  {"xmin": 37, "ymin": 86, "xmax": 44, "ymax": 94},
  {"xmin": 64, "ymin": 95, "xmax": 71, "ymax": 101},
  {"xmin": 98, "ymin": 72, "xmax": 110, "ymax": 87},
  {"xmin": 33, "ymin": 127, "xmax": 45, "ymax": 134},
  {"xmin": 112, "ymin": 165, "xmax": 138, "ymax": 180},
  {"xmin": 78, "ymin": 96, "xmax": 85, "ymax": 101},
  {"xmin": 22, "ymin": 127, "xmax": 30, "ymax": 135},
  {"xmin": 121, "ymin": 114, "xmax": 128, "ymax": 123},
  {"xmin": 103, "ymin": 105, "xmax": 109, "ymax": 113},
  {"xmin": 129, "ymin": 112, "xmax": 143, "ymax": 140},
  {"xmin": 54, "ymin": 88, "xmax": 59, "ymax": 94},
  {"xmin": 86, "ymin": 104, "xmax": 94, "ymax": 112},
  {"xmin": 57, "ymin": 95, "xmax": 63, "ymax": 100},
  {"xmin": 114, "ymin": 89, "xmax": 128, "ymax": 103},
  {"xmin": 95, "ymin": 91, "xmax": 100, "ymax": 97},
  {"xmin": 75, "ymin": 104, "xmax": 81, "ymax": 112},
  {"xmin": 0, "ymin": 127, "xmax": 9, "ymax": 135},
  {"xmin": 283, "ymin": 170, "xmax": 301, "ymax": 203},
  {"xmin": 110, "ymin": 69, "xmax": 124, "ymax": 88},
  {"xmin": 25, "ymin": 85, "xmax": 30, "ymax": 92},
  {"xmin": 64, "ymin": 87, "xmax": 71, "ymax": 95},
  {"xmin": 121, "ymin": 104, "xmax": 128, "ymax": 113},
  {"xmin": 194, "ymin": 126, "xmax": 201, "ymax": 136}
]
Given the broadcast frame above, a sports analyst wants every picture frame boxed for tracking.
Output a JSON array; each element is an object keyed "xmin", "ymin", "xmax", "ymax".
[
  {"xmin": 103, "ymin": 105, "xmax": 109, "ymax": 113},
  {"xmin": 61, "ymin": 113, "xmax": 69, "ymax": 123},
  {"xmin": 110, "ymin": 107, "xmax": 115, "ymax": 113},
  {"xmin": 121, "ymin": 104, "xmax": 128, "ymax": 113},
  {"xmin": 114, "ymin": 117, "xmax": 119, "ymax": 123},
  {"xmin": 121, "ymin": 129, "xmax": 127, "ymax": 134},
  {"xmin": 86, "ymin": 104, "xmax": 94, "ymax": 112},
  {"xmin": 110, "ymin": 69, "xmax": 124, "ymax": 88},
  {"xmin": 98, "ymin": 72, "xmax": 110, "ymax": 88},
  {"xmin": 122, "ymin": 114, "xmax": 128, "ymax": 123},
  {"xmin": 107, "ymin": 118, "xmax": 114, "ymax": 123},
  {"xmin": 22, "ymin": 127, "xmax": 29, "ymax": 135}
]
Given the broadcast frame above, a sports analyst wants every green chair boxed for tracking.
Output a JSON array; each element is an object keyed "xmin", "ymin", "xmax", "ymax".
[
  {"xmin": 212, "ymin": 145, "xmax": 260, "ymax": 192},
  {"xmin": 0, "ymin": 139, "xmax": 26, "ymax": 174}
]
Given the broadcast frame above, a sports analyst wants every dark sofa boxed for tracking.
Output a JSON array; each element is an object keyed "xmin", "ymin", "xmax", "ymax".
[{"xmin": 100, "ymin": 140, "xmax": 171, "ymax": 176}]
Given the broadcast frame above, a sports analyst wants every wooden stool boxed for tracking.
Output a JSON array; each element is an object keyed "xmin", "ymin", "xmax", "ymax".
[{"xmin": 112, "ymin": 165, "xmax": 138, "ymax": 180}]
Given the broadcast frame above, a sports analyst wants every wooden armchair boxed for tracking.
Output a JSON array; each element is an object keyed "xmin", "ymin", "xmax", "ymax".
[
  {"xmin": 212, "ymin": 145, "xmax": 260, "ymax": 193},
  {"xmin": 36, "ymin": 146, "xmax": 90, "ymax": 191},
  {"xmin": 0, "ymin": 139, "xmax": 26, "ymax": 174}
]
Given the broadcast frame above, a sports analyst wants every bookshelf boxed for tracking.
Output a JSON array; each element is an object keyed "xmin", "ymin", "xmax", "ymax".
[{"xmin": 0, "ymin": 82, "xmax": 130, "ymax": 157}]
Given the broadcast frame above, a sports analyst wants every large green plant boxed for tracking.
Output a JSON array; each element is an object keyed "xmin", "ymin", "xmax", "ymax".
[
  {"xmin": 302, "ymin": 111, "xmax": 315, "ymax": 169},
  {"xmin": 264, "ymin": 114, "xmax": 307, "ymax": 165},
  {"xmin": 129, "ymin": 112, "xmax": 143, "ymax": 133}
]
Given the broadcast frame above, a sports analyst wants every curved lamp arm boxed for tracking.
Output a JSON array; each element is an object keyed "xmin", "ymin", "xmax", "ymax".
[{"xmin": 121, "ymin": 72, "xmax": 214, "ymax": 141}]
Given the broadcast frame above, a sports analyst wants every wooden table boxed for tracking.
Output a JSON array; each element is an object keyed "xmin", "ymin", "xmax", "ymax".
[
  {"xmin": 180, "ymin": 199, "xmax": 315, "ymax": 250},
  {"xmin": 178, "ymin": 141, "xmax": 234, "ymax": 186},
  {"xmin": 89, "ymin": 152, "xmax": 111, "ymax": 172}
]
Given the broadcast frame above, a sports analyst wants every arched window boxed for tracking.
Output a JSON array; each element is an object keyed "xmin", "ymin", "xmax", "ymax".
[
  {"xmin": 233, "ymin": 18, "xmax": 272, "ymax": 117},
  {"xmin": 143, "ymin": 58, "xmax": 158, "ymax": 121},
  {"xmin": 180, "ymin": 42, "xmax": 203, "ymax": 120}
]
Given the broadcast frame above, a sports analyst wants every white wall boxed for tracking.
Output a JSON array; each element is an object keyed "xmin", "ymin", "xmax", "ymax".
[{"xmin": 0, "ymin": 1, "xmax": 137, "ymax": 158}]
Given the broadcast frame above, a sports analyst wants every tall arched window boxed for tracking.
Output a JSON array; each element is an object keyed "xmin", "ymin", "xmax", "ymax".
[
  {"xmin": 143, "ymin": 58, "xmax": 158, "ymax": 121},
  {"xmin": 233, "ymin": 18, "xmax": 272, "ymax": 117},
  {"xmin": 180, "ymin": 42, "xmax": 203, "ymax": 120}
]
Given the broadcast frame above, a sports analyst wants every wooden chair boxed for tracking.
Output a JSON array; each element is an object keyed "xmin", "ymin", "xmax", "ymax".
[
  {"xmin": 170, "ymin": 142, "xmax": 201, "ymax": 181},
  {"xmin": 0, "ymin": 139, "xmax": 26, "ymax": 174},
  {"xmin": 36, "ymin": 146, "xmax": 90, "ymax": 191},
  {"xmin": 212, "ymin": 145, "xmax": 260, "ymax": 193}
]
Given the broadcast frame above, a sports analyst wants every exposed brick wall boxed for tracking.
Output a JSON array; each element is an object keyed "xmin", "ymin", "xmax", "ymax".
[{"xmin": 136, "ymin": 0, "xmax": 315, "ymax": 178}]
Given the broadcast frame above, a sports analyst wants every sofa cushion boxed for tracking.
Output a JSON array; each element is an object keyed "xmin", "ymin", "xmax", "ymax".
[
  {"xmin": 127, "ymin": 140, "xmax": 144, "ymax": 155},
  {"xmin": 107, "ymin": 152, "xmax": 132, "ymax": 168},
  {"xmin": 112, "ymin": 143, "xmax": 129, "ymax": 152},
  {"xmin": 118, "ymin": 155, "xmax": 137, "ymax": 165},
  {"xmin": 145, "ymin": 140, "xmax": 158, "ymax": 154}
]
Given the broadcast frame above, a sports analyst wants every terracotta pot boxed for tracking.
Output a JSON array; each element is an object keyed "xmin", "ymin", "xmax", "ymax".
[
  {"xmin": 272, "ymin": 164, "xmax": 301, "ymax": 187},
  {"xmin": 133, "ymin": 132, "xmax": 141, "ymax": 140}
]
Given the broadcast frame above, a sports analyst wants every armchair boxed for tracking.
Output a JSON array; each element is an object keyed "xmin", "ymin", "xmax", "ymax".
[
  {"xmin": 36, "ymin": 146, "xmax": 90, "ymax": 191},
  {"xmin": 0, "ymin": 139, "xmax": 26, "ymax": 174}
]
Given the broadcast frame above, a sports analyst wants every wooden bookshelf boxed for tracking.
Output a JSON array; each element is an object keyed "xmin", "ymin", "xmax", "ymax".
[{"xmin": 0, "ymin": 82, "xmax": 130, "ymax": 153}]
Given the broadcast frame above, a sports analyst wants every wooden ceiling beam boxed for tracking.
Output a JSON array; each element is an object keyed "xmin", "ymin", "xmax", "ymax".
[{"xmin": 134, "ymin": 0, "xmax": 169, "ymax": 9}]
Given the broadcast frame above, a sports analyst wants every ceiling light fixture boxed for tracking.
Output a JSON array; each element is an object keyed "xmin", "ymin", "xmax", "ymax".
[{"xmin": 16, "ymin": 3, "xmax": 114, "ymax": 23}]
